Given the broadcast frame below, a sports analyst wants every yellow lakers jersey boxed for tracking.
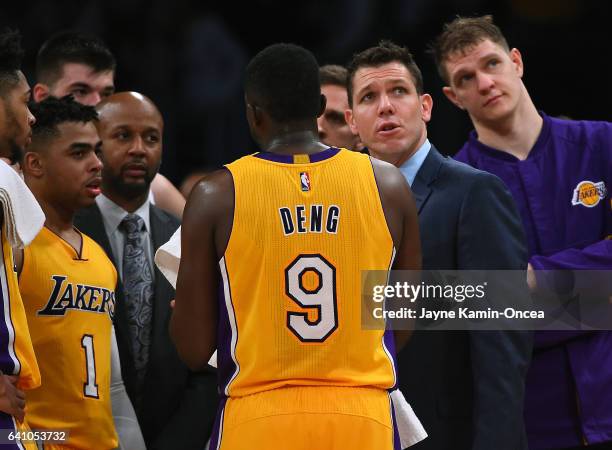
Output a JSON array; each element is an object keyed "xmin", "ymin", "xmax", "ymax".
[
  {"xmin": 19, "ymin": 227, "xmax": 118, "ymax": 450},
  {"xmin": 219, "ymin": 148, "xmax": 396, "ymax": 397},
  {"xmin": 0, "ymin": 224, "xmax": 40, "ymax": 391}
]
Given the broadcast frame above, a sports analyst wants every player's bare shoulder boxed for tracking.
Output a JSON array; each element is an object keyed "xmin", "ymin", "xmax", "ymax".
[
  {"xmin": 187, "ymin": 168, "xmax": 234, "ymax": 216},
  {"xmin": 184, "ymin": 168, "xmax": 234, "ymax": 258}
]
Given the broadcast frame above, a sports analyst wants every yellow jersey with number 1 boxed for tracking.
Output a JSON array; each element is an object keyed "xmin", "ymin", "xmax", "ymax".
[
  {"xmin": 218, "ymin": 148, "xmax": 397, "ymax": 398},
  {"xmin": 19, "ymin": 227, "xmax": 118, "ymax": 450}
]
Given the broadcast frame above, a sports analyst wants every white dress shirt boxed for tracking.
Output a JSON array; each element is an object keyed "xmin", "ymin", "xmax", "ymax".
[{"xmin": 95, "ymin": 193, "xmax": 155, "ymax": 278}]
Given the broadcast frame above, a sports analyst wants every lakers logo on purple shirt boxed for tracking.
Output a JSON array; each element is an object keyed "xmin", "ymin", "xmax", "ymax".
[{"xmin": 571, "ymin": 180, "xmax": 607, "ymax": 208}]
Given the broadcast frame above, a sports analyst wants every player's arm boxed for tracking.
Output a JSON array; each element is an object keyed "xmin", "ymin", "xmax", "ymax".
[
  {"xmin": 370, "ymin": 157, "xmax": 422, "ymax": 351},
  {"xmin": 170, "ymin": 169, "xmax": 234, "ymax": 371},
  {"xmin": 0, "ymin": 371, "xmax": 25, "ymax": 422},
  {"xmin": 13, "ymin": 247, "xmax": 23, "ymax": 275},
  {"xmin": 151, "ymin": 173, "xmax": 186, "ymax": 218}
]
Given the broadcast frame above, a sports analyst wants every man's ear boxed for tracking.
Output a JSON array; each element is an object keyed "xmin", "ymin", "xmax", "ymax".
[
  {"xmin": 345, "ymin": 108, "xmax": 359, "ymax": 135},
  {"xmin": 442, "ymin": 86, "xmax": 464, "ymax": 110},
  {"xmin": 32, "ymin": 83, "xmax": 50, "ymax": 103},
  {"xmin": 420, "ymin": 93, "xmax": 433, "ymax": 123},
  {"xmin": 509, "ymin": 48, "xmax": 524, "ymax": 78},
  {"xmin": 246, "ymin": 102, "xmax": 262, "ymax": 127},
  {"xmin": 22, "ymin": 151, "xmax": 44, "ymax": 178},
  {"xmin": 318, "ymin": 94, "xmax": 326, "ymax": 118}
]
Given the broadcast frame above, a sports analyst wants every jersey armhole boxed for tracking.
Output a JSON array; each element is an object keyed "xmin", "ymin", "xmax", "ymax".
[
  {"xmin": 367, "ymin": 156, "xmax": 396, "ymax": 249},
  {"xmin": 217, "ymin": 166, "xmax": 237, "ymax": 265}
]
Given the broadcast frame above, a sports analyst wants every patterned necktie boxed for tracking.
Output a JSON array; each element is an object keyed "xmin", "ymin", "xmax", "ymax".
[{"xmin": 119, "ymin": 213, "xmax": 154, "ymax": 388}]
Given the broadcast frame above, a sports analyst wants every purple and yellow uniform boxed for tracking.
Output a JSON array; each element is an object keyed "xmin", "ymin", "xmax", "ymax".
[{"xmin": 209, "ymin": 148, "xmax": 402, "ymax": 450}]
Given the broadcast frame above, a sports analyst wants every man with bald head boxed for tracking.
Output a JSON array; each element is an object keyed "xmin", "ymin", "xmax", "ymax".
[{"xmin": 74, "ymin": 92, "xmax": 218, "ymax": 450}]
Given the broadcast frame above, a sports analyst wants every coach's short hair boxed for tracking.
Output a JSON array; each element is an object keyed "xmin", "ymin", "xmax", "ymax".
[
  {"xmin": 319, "ymin": 64, "xmax": 348, "ymax": 88},
  {"xmin": 429, "ymin": 15, "xmax": 509, "ymax": 84},
  {"xmin": 29, "ymin": 95, "xmax": 98, "ymax": 148},
  {"xmin": 245, "ymin": 43, "xmax": 321, "ymax": 122},
  {"xmin": 0, "ymin": 29, "xmax": 25, "ymax": 98},
  {"xmin": 346, "ymin": 40, "xmax": 424, "ymax": 107},
  {"xmin": 35, "ymin": 31, "xmax": 116, "ymax": 86}
]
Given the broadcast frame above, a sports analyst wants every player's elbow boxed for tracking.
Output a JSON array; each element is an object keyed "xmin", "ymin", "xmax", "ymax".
[
  {"xmin": 177, "ymin": 350, "xmax": 212, "ymax": 372},
  {"xmin": 170, "ymin": 318, "xmax": 215, "ymax": 371}
]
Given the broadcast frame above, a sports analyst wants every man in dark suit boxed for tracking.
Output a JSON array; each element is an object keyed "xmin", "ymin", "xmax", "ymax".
[
  {"xmin": 345, "ymin": 41, "xmax": 533, "ymax": 450},
  {"xmin": 74, "ymin": 92, "xmax": 217, "ymax": 450}
]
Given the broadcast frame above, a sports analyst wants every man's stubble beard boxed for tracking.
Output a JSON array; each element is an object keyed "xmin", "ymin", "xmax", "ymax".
[
  {"xmin": 103, "ymin": 165, "xmax": 158, "ymax": 200},
  {"xmin": 4, "ymin": 106, "xmax": 25, "ymax": 164}
]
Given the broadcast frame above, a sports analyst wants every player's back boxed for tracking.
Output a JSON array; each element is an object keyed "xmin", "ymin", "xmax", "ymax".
[
  {"xmin": 19, "ymin": 227, "xmax": 118, "ymax": 450},
  {"xmin": 220, "ymin": 147, "xmax": 396, "ymax": 398}
]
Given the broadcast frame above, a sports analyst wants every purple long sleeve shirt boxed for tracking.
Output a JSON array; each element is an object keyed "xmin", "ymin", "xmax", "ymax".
[{"xmin": 455, "ymin": 113, "xmax": 612, "ymax": 449}]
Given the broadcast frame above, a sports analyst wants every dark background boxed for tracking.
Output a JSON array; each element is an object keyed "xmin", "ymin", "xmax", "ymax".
[{"xmin": 2, "ymin": 0, "xmax": 610, "ymax": 186}]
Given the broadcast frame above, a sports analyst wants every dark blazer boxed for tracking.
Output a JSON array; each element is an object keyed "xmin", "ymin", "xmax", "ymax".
[
  {"xmin": 75, "ymin": 203, "xmax": 218, "ymax": 450},
  {"xmin": 398, "ymin": 147, "xmax": 533, "ymax": 450}
]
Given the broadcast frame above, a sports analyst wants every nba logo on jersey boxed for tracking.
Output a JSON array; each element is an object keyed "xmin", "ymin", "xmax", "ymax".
[{"xmin": 300, "ymin": 172, "xmax": 311, "ymax": 191}]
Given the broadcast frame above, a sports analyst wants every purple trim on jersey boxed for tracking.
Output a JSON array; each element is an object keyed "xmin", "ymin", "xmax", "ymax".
[
  {"xmin": 0, "ymin": 412, "xmax": 23, "ymax": 449},
  {"xmin": 216, "ymin": 279, "xmax": 237, "ymax": 395},
  {"xmin": 0, "ymin": 236, "xmax": 17, "ymax": 375},
  {"xmin": 208, "ymin": 397, "xmax": 227, "ymax": 450},
  {"xmin": 254, "ymin": 147, "xmax": 340, "ymax": 163},
  {"xmin": 383, "ymin": 329, "xmax": 399, "ymax": 390},
  {"xmin": 389, "ymin": 397, "xmax": 402, "ymax": 450}
]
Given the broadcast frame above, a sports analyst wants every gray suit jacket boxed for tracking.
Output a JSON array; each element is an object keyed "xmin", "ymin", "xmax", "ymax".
[
  {"xmin": 398, "ymin": 146, "xmax": 533, "ymax": 450},
  {"xmin": 75, "ymin": 204, "xmax": 218, "ymax": 450}
]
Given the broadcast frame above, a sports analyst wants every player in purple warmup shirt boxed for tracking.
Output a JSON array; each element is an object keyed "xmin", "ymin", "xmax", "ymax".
[{"xmin": 431, "ymin": 15, "xmax": 612, "ymax": 450}]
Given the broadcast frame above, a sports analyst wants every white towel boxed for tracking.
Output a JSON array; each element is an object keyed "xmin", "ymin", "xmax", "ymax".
[
  {"xmin": 390, "ymin": 388, "xmax": 428, "ymax": 448},
  {"xmin": 0, "ymin": 160, "xmax": 45, "ymax": 248},
  {"xmin": 154, "ymin": 226, "xmax": 181, "ymax": 288}
]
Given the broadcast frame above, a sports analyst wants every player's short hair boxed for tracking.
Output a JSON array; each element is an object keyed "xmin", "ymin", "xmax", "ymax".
[
  {"xmin": 244, "ymin": 43, "xmax": 321, "ymax": 122},
  {"xmin": 0, "ymin": 29, "xmax": 25, "ymax": 98},
  {"xmin": 429, "ymin": 15, "xmax": 509, "ymax": 84},
  {"xmin": 320, "ymin": 65, "xmax": 348, "ymax": 88},
  {"xmin": 347, "ymin": 40, "xmax": 424, "ymax": 107},
  {"xmin": 29, "ymin": 95, "xmax": 98, "ymax": 146},
  {"xmin": 35, "ymin": 31, "xmax": 116, "ymax": 86}
]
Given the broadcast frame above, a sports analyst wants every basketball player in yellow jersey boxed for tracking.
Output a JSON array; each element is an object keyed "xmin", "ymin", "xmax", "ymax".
[
  {"xmin": 172, "ymin": 44, "xmax": 421, "ymax": 450},
  {"xmin": 0, "ymin": 29, "xmax": 43, "ymax": 450},
  {"xmin": 15, "ymin": 96, "xmax": 117, "ymax": 450}
]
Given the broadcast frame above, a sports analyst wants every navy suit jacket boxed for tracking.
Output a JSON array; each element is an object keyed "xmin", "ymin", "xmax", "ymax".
[
  {"xmin": 75, "ymin": 203, "xmax": 218, "ymax": 450},
  {"xmin": 398, "ymin": 146, "xmax": 533, "ymax": 450}
]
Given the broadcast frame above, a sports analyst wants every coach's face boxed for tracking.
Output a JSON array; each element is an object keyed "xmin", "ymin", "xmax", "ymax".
[
  {"xmin": 346, "ymin": 62, "xmax": 431, "ymax": 167},
  {"xmin": 96, "ymin": 93, "xmax": 162, "ymax": 199}
]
